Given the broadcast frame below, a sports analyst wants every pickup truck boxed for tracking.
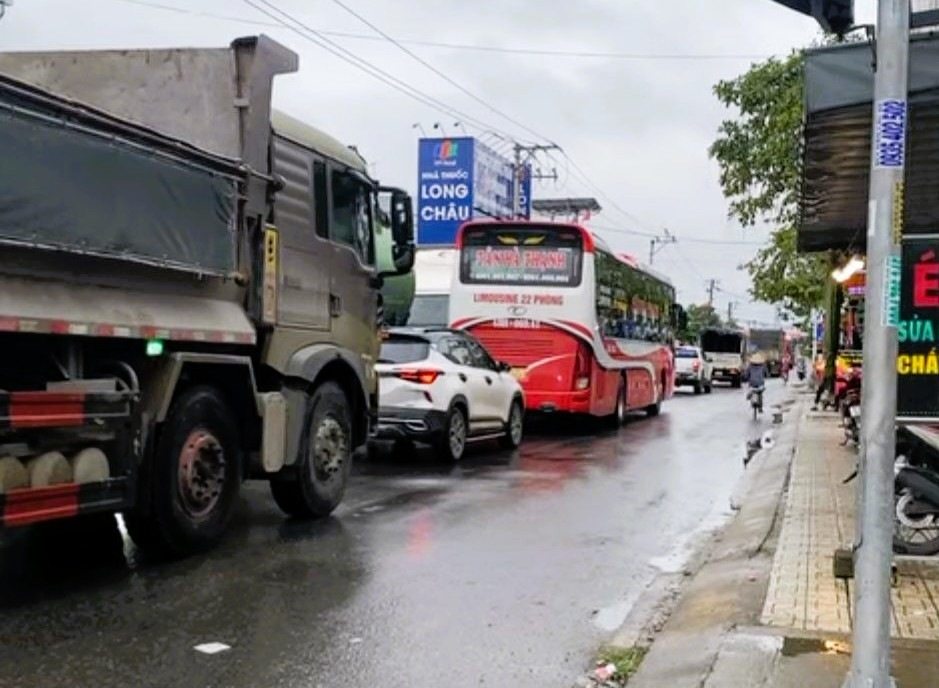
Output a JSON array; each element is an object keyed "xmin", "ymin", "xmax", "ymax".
[{"xmin": 674, "ymin": 345, "xmax": 713, "ymax": 395}]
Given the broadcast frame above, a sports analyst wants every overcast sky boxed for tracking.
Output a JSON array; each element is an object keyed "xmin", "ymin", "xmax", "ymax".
[{"xmin": 0, "ymin": 0, "xmax": 880, "ymax": 325}]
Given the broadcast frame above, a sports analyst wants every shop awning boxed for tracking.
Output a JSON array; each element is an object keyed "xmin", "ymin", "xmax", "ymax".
[{"xmin": 801, "ymin": 35, "xmax": 939, "ymax": 252}]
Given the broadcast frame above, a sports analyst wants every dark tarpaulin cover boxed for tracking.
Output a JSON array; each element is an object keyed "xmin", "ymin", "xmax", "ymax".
[
  {"xmin": 801, "ymin": 36, "xmax": 939, "ymax": 252},
  {"xmin": 0, "ymin": 84, "xmax": 239, "ymax": 274}
]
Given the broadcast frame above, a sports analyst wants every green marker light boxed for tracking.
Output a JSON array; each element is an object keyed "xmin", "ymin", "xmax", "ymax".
[{"xmin": 146, "ymin": 339, "xmax": 164, "ymax": 357}]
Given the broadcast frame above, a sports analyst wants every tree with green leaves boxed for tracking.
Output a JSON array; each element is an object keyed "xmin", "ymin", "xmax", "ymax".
[
  {"xmin": 678, "ymin": 303, "xmax": 723, "ymax": 343},
  {"xmin": 709, "ymin": 51, "xmax": 829, "ymax": 323}
]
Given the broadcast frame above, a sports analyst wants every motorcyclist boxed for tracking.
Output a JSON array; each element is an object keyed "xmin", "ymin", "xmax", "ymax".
[{"xmin": 743, "ymin": 354, "xmax": 767, "ymax": 404}]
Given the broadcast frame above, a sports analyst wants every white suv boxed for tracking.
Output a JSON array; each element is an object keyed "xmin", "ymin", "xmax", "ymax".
[
  {"xmin": 674, "ymin": 345, "xmax": 713, "ymax": 395},
  {"xmin": 374, "ymin": 328, "xmax": 525, "ymax": 461}
]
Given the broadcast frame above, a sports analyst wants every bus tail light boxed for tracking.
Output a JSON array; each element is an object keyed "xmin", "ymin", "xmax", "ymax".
[
  {"xmin": 395, "ymin": 369, "xmax": 443, "ymax": 385},
  {"xmin": 574, "ymin": 342, "xmax": 591, "ymax": 390}
]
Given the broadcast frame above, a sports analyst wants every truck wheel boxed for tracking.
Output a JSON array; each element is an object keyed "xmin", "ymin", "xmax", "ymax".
[
  {"xmin": 270, "ymin": 382, "xmax": 353, "ymax": 518},
  {"xmin": 693, "ymin": 381, "xmax": 702, "ymax": 395},
  {"xmin": 731, "ymin": 376, "xmax": 742, "ymax": 389},
  {"xmin": 126, "ymin": 386, "xmax": 242, "ymax": 556}
]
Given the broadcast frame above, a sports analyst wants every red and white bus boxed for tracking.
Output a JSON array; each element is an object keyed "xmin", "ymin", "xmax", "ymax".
[{"xmin": 449, "ymin": 220, "xmax": 677, "ymax": 422}]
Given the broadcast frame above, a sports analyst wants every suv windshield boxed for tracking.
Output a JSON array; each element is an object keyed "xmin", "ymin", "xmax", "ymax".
[
  {"xmin": 379, "ymin": 336, "xmax": 430, "ymax": 364},
  {"xmin": 675, "ymin": 348, "xmax": 699, "ymax": 359}
]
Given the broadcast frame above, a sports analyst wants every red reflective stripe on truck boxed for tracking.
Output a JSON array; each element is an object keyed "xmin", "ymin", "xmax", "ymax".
[
  {"xmin": 0, "ymin": 314, "xmax": 256, "ymax": 345},
  {"xmin": 8, "ymin": 392, "xmax": 86, "ymax": 428},
  {"xmin": 2, "ymin": 483, "xmax": 81, "ymax": 527}
]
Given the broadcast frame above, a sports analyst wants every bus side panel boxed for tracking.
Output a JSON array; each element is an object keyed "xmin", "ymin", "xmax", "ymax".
[{"xmin": 469, "ymin": 324, "xmax": 586, "ymax": 413}]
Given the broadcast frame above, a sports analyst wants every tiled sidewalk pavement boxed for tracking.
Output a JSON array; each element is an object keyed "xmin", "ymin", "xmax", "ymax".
[{"xmin": 761, "ymin": 408, "xmax": 939, "ymax": 640}]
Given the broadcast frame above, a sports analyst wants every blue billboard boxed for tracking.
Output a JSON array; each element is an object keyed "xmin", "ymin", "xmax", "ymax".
[
  {"xmin": 417, "ymin": 137, "xmax": 531, "ymax": 246},
  {"xmin": 417, "ymin": 137, "xmax": 475, "ymax": 245}
]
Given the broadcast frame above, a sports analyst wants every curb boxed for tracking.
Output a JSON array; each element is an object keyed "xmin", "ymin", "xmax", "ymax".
[{"xmin": 620, "ymin": 394, "xmax": 805, "ymax": 688}]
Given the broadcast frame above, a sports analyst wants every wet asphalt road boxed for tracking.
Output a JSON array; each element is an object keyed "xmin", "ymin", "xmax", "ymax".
[{"xmin": 0, "ymin": 381, "xmax": 785, "ymax": 688}]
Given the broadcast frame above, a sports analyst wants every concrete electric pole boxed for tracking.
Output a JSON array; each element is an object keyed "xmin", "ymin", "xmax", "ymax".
[
  {"xmin": 705, "ymin": 279, "xmax": 718, "ymax": 309},
  {"xmin": 648, "ymin": 229, "xmax": 676, "ymax": 265},
  {"xmin": 512, "ymin": 143, "xmax": 560, "ymax": 219},
  {"xmin": 847, "ymin": 3, "xmax": 909, "ymax": 686}
]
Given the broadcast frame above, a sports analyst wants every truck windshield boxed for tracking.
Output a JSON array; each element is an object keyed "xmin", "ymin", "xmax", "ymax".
[
  {"xmin": 459, "ymin": 225, "xmax": 583, "ymax": 287},
  {"xmin": 675, "ymin": 347, "xmax": 699, "ymax": 358}
]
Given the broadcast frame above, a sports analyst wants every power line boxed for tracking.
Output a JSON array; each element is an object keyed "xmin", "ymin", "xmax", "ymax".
[
  {"xmin": 327, "ymin": 0, "xmax": 552, "ymax": 144},
  {"xmin": 108, "ymin": 0, "xmax": 771, "ymax": 61},
  {"xmin": 240, "ymin": 0, "xmax": 518, "ymax": 139}
]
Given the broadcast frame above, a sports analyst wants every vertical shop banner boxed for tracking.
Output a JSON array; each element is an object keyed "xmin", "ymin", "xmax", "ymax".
[
  {"xmin": 518, "ymin": 164, "xmax": 533, "ymax": 219},
  {"xmin": 417, "ymin": 137, "xmax": 475, "ymax": 245},
  {"xmin": 898, "ymin": 237, "xmax": 939, "ymax": 418},
  {"xmin": 473, "ymin": 140, "xmax": 514, "ymax": 220}
]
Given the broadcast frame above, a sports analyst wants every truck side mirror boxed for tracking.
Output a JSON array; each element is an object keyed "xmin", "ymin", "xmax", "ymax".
[{"xmin": 379, "ymin": 187, "xmax": 415, "ymax": 276}]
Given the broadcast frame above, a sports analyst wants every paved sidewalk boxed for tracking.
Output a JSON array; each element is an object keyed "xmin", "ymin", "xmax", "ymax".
[
  {"xmin": 762, "ymin": 412, "xmax": 939, "ymax": 640},
  {"xmin": 625, "ymin": 388, "xmax": 939, "ymax": 687}
]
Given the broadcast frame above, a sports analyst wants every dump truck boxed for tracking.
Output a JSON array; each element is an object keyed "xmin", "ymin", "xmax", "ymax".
[
  {"xmin": 0, "ymin": 36, "xmax": 414, "ymax": 554},
  {"xmin": 747, "ymin": 328, "xmax": 785, "ymax": 377}
]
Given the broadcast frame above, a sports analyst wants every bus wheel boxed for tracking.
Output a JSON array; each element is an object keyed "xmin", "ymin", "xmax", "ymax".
[
  {"xmin": 126, "ymin": 385, "xmax": 242, "ymax": 556},
  {"xmin": 646, "ymin": 401, "xmax": 662, "ymax": 417},
  {"xmin": 608, "ymin": 377, "xmax": 628, "ymax": 427},
  {"xmin": 271, "ymin": 382, "xmax": 353, "ymax": 518}
]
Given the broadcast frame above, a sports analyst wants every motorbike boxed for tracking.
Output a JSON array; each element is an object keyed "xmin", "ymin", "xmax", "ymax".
[
  {"xmin": 893, "ymin": 426, "xmax": 939, "ymax": 556},
  {"xmin": 839, "ymin": 368, "xmax": 862, "ymax": 447},
  {"xmin": 748, "ymin": 385, "xmax": 764, "ymax": 420}
]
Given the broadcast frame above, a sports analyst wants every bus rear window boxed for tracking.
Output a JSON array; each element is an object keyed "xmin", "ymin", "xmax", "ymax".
[{"xmin": 460, "ymin": 225, "xmax": 583, "ymax": 286}]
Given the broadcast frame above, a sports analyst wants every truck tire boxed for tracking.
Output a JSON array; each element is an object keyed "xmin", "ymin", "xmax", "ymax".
[
  {"xmin": 270, "ymin": 382, "xmax": 353, "ymax": 518},
  {"xmin": 731, "ymin": 375, "xmax": 742, "ymax": 389},
  {"xmin": 126, "ymin": 386, "xmax": 242, "ymax": 556}
]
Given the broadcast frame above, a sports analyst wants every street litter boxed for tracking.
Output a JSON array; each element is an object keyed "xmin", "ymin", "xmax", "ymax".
[
  {"xmin": 194, "ymin": 642, "xmax": 231, "ymax": 655},
  {"xmin": 594, "ymin": 663, "xmax": 616, "ymax": 681}
]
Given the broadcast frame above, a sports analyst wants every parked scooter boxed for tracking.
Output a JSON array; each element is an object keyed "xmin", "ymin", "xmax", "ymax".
[
  {"xmin": 893, "ymin": 426, "xmax": 939, "ymax": 556},
  {"xmin": 839, "ymin": 368, "xmax": 862, "ymax": 447}
]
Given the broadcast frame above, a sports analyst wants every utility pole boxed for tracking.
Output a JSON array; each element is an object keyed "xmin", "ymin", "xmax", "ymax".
[
  {"xmin": 848, "ymin": 2, "xmax": 909, "ymax": 687},
  {"xmin": 705, "ymin": 279, "xmax": 718, "ymax": 309},
  {"xmin": 648, "ymin": 229, "xmax": 677, "ymax": 265},
  {"xmin": 513, "ymin": 143, "xmax": 561, "ymax": 219},
  {"xmin": 0, "ymin": 0, "xmax": 12, "ymax": 20},
  {"xmin": 726, "ymin": 301, "xmax": 737, "ymax": 325}
]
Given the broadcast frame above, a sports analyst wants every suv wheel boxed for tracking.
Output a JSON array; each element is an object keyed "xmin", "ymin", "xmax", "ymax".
[
  {"xmin": 500, "ymin": 399, "xmax": 524, "ymax": 449},
  {"xmin": 436, "ymin": 405, "xmax": 467, "ymax": 462}
]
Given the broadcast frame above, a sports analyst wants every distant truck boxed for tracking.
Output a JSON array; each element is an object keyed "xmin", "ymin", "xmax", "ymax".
[
  {"xmin": 699, "ymin": 328, "xmax": 747, "ymax": 388},
  {"xmin": 0, "ymin": 36, "xmax": 414, "ymax": 554},
  {"xmin": 748, "ymin": 328, "xmax": 786, "ymax": 377}
]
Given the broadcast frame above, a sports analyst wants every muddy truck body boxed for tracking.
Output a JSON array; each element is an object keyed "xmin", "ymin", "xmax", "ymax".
[{"xmin": 0, "ymin": 36, "xmax": 414, "ymax": 554}]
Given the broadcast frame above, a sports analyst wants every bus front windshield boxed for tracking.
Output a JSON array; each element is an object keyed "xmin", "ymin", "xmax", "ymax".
[{"xmin": 459, "ymin": 225, "xmax": 583, "ymax": 287}]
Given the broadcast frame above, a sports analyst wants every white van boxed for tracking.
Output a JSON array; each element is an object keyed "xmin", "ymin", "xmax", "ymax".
[{"xmin": 406, "ymin": 249, "xmax": 456, "ymax": 327}]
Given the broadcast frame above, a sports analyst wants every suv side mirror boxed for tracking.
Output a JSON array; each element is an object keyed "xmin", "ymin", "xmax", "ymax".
[
  {"xmin": 498, "ymin": 361, "xmax": 512, "ymax": 373},
  {"xmin": 378, "ymin": 187, "xmax": 415, "ymax": 277}
]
